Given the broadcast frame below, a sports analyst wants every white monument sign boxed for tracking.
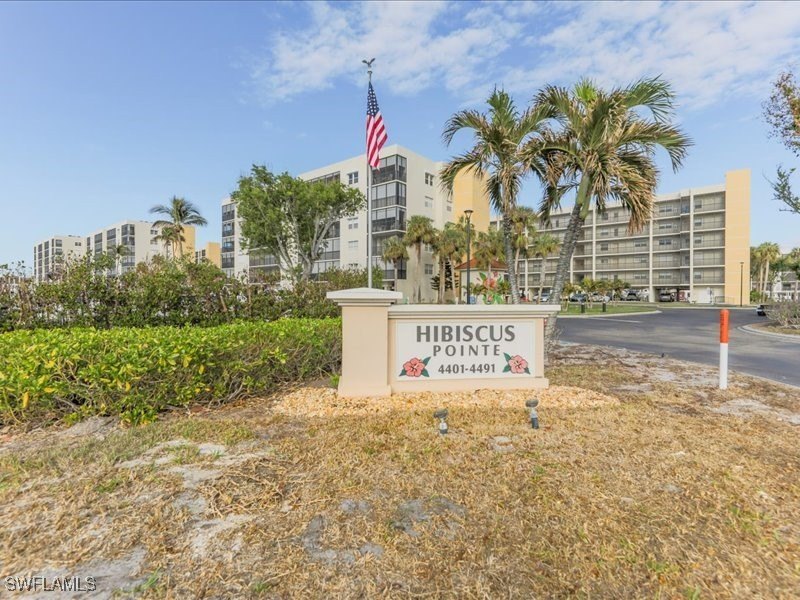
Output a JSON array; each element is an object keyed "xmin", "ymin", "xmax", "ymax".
[{"xmin": 395, "ymin": 320, "xmax": 535, "ymax": 380}]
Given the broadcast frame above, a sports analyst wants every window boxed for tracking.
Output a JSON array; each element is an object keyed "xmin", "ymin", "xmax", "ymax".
[
  {"xmin": 347, "ymin": 171, "xmax": 359, "ymax": 185},
  {"xmin": 348, "ymin": 240, "xmax": 358, "ymax": 250},
  {"xmin": 634, "ymin": 240, "xmax": 647, "ymax": 248},
  {"xmin": 602, "ymin": 213, "xmax": 609, "ymax": 221},
  {"xmin": 600, "ymin": 243, "xmax": 609, "ymax": 251},
  {"xmin": 425, "ymin": 172, "xmax": 434, "ymax": 186},
  {"xmin": 348, "ymin": 220, "xmax": 359, "ymax": 230},
  {"xmin": 424, "ymin": 196, "xmax": 433, "ymax": 208},
  {"xmin": 694, "ymin": 219, "xmax": 703, "ymax": 227},
  {"xmin": 151, "ymin": 229, "xmax": 158, "ymax": 235},
  {"xmin": 446, "ymin": 205, "xmax": 452, "ymax": 212},
  {"xmin": 658, "ymin": 239, "xmax": 672, "ymax": 247},
  {"xmin": 613, "ymin": 228, "xmax": 619, "ymax": 237},
  {"xmin": 425, "ymin": 263, "xmax": 434, "ymax": 275}
]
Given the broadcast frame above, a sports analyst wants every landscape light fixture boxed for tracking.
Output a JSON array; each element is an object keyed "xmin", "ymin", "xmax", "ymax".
[
  {"xmin": 434, "ymin": 409, "xmax": 449, "ymax": 435},
  {"xmin": 525, "ymin": 399, "xmax": 540, "ymax": 429}
]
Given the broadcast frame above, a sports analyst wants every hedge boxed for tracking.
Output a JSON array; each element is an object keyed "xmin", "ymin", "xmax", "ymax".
[{"xmin": 0, "ymin": 319, "xmax": 341, "ymax": 426}]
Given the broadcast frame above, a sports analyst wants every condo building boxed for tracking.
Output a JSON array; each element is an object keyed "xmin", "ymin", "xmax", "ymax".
[
  {"xmin": 221, "ymin": 144, "xmax": 489, "ymax": 301},
  {"xmin": 195, "ymin": 242, "xmax": 221, "ymax": 268},
  {"xmin": 32, "ymin": 235, "xmax": 84, "ymax": 283},
  {"xmin": 512, "ymin": 169, "xmax": 751, "ymax": 304},
  {"xmin": 84, "ymin": 220, "xmax": 196, "ymax": 276},
  {"xmin": 34, "ymin": 220, "xmax": 198, "ymax": 281}
]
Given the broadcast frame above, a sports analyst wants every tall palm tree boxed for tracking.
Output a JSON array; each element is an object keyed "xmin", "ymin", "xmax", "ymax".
[
  {"xmin": 759, "ymin": 242, "xmax": 781, "ymax": 296},
  {"xmin": 432, "ymin": 223, "xmax": 467, "ymax": 304},
  {"xmin": 403, "ymin": 215, "xmax": 437, "ymax": 303},
  {"xmin": 510, "ymin": 206, "xmax": 538, "ymax": 278},
  {"xmin": 530, "ymin": 77, "xmax": 692, "ymax": 337},
  {"xmin": 149, "ymin": 196, "xmax": 208, "ymax": 257},
  {"xmin": 380, "ymin": 236, "xmax": 409, "ymax": 289},
  {"xmin": 472, "ymin": 227, "xmax": 505, "ymax": 278},
  {"xmin": 531, "ymin": 232, "xmax": 560, "ymax": 302},
  {"xmin": 440, "ymin": 89, "xmax": 553, "ymax": 304}
]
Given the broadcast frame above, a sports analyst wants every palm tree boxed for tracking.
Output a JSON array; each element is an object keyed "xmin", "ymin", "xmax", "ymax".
[
  {"xmin": 403, "ymin": 215, "xmax": 437, "ymax": 303},
  {"xmin": 151, "ymin": 225, "xmax": 181, "ymax": 258},
  {"xmin": 759, "ymin": 242, "xmax": 781, "ymax": 297},
  {"xmin": 510, "ymin": 206, "xmax": 538, "ymax": 275},
  {"xmin": 149, "ymin": 196, "xmax": 208, "ymax": 257},
  {"xmin": 530, "ymin": 77, "xmax": 692, "ymax": 338},
  {"xmin": 531, "ymin": 232, "xmax": 560, "ymax": 302},
  {"xmin": 380, "ymin": 236, "xmax": 408, "ymax": 288},
  {"xmin": 440, "ymin": 89, "xmax": 553, "ymax": 304},
  {"xmin": 473, "ymin": 227, "xmax": 505, "ymax": 277},
  {"xmin": 432, "ymin": 223, "xmax": 467, "ymax": 304}
]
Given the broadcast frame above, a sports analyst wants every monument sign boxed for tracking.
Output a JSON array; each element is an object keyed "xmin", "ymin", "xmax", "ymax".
[{"xmin": 327, "ymin": 288, "xmax": 559, "ymax": 397}]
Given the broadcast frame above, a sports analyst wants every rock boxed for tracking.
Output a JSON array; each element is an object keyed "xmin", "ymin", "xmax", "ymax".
[
  {"xmin": 359, "ymin": 543, "xmax": 384, "ymax": 558},
  {"xmin": 340, "ymin": 499, "xmax": 371, "ymax": 514},
  {"xmin": 661, "ymin": 483, "xmax": 683, "ymax": 494},
  {"xmin": 490, "ymin": 436, "xmax": 514, "ymax": 453}
]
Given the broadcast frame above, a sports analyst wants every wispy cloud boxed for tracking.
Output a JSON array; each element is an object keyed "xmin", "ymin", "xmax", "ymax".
[{"xmin": 249, "ymin": 1, "xmax": 800, "ymax": 108}]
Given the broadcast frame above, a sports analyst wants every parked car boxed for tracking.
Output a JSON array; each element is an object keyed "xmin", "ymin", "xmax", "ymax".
[
  {"xmin": 659, "ymin": 291, "xmax": 676, "ymax": 302},
  {"xmin": 539, "ymin": 292, "xmax": 550, "ymax": 303},
  {"xmin": 589, "ymin": 293, "xmax": 610, "ymax": 303},
  {"xmin": 622, "ymin": 290, "xmax": 641, "ymax": 301},
  {"xmin": 756, "ymin": 304, "xmax": 768, "ymax": 316},
  {"xmin": 569, "ymin": 292, "xmax": 588, "ymax": 303}
]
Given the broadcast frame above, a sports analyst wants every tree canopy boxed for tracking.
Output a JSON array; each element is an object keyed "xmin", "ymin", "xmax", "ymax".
[{"xmin": 232, "ymin": 166, "xmax": 365, "ymax": 282}]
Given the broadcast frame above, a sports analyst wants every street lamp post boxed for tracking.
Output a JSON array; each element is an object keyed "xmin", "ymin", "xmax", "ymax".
[
  {"xmin": 464, "ymin": 209, "xmax": 473, "ymax": 304},
  {"xmin": 739, "ymin": 261, "xmax": 744, "ymax": 307}
]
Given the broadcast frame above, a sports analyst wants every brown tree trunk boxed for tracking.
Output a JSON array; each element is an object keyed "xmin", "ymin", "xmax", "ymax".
[
  {"xmin": 545, "ymin": 201, "xmax": 584, "ymax": 341},
  {"xmin": 502, "ymin": 213, "xmax": 520, "ymax": 304},
  {"xmin": 538, "ymin": 257, "xmax": 547, "ymax": 303}
]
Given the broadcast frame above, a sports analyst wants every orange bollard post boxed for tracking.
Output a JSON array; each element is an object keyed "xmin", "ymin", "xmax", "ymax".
[{"xmin": 719, "ymin": 309, "xmax": 729, "ymax": 389}]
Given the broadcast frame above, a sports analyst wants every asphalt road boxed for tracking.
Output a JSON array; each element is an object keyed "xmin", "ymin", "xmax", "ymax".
[{"xmin": 558, "ymin": 306, "xmax": 800, "ymax": 388}]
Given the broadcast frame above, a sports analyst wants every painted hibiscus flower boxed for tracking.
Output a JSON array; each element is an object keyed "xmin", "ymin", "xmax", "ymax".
[
  {"xmin": 508, "ymin": 355, "xmax": 529, "ymax": 374},
  {"xmin": 403, "ymin": 357, "xmax": 426, "ymax": 377}
]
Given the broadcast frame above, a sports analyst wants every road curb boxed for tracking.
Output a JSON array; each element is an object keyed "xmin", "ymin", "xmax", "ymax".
[
  {"xmin": 739, "ymin": 325, "xmax": 800, "ymax": 344},
  {"xmin": 559, "ymin": 310, "xmax": 662, "ymax": 319}
]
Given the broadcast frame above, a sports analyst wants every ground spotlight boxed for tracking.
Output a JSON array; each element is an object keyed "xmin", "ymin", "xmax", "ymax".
[
  {"xmin": 525, "ymin": 399, "xmax": 539, "ymax": 429},
  {"xmin": 434, "ymin": 409, "xmax": 449, "ymax": 435}
]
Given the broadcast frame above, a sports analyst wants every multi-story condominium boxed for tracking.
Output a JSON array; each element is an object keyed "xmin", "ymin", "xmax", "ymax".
[
  {"xmin": 195, "ymin": 242, "xmax": 221, "ymax": 268},
  {"xmin": 84, "ymin": 220, "xmax": 196, "ymax": 276},
  {"xmin": 508, "ymin": 169, "xmax": 751, "ymax": 304},
  {"xmin": 32, "ymin": 235, "xmax": 84, "ymax": 283},
  {"xmin": 221, "ymin": 144, "xmax": 489, "ymax": 301}
]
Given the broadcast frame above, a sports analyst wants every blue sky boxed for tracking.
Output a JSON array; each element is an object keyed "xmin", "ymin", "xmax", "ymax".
[{"xmin": 2, "ymin": 1, "xmax": 800, "ymax": 268}]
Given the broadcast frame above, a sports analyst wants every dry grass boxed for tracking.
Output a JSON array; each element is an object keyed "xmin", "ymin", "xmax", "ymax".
[{"xmin": 1, "ymin": 345, "xmax": 799, "ymax": 598}]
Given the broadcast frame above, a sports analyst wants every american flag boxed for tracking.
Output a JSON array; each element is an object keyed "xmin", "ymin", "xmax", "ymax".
[{"xmin": 366, "ymin": 82, "xmax": 388, "ymax": 168}]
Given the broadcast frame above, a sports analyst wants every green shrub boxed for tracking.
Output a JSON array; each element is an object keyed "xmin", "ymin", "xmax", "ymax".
[
  {"xmin": 0, "ymin": 256, "xmax": 378, "ymax": 331},
  {"xmin": 0, "ymin": 318, "xmax": 341, "ymax": 426}
]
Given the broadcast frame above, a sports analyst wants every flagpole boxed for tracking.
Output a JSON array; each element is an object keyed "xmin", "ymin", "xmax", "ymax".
[{"xmin": 365, "ymin": 60, "xmax": 374, "ymax": 289}]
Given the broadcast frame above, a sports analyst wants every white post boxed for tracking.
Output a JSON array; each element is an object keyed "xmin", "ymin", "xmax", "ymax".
[{"xmin": 719, "ymin": 309, "xmax": 729, "ymax": 390}]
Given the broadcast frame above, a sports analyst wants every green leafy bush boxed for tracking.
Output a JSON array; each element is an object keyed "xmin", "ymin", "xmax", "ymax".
[
  {"xmin": 0, "ymin": 256, "xmax": 379, "ymax": 331},
  {"xmin": 0, "ymin": 318, "xmax": 341, "ymax": 426}
]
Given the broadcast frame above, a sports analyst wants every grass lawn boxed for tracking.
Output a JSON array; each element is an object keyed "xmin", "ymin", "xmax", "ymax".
[
  {"xmin": 1, "ymin": 345, "xmax": 798, "ymax": 598},
  {"xmin": 558, "ymin": 302, "xmax": 655, "ymax": 315}
]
